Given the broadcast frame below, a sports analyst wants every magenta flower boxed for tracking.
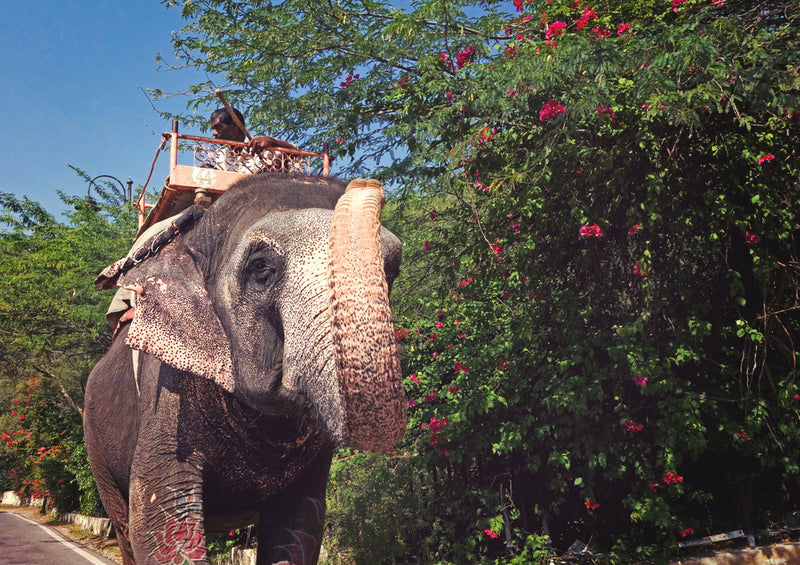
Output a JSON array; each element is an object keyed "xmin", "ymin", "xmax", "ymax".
[
  {"xmin": 339, "ymin": 74, "xmax": 359, "ymax": 87},
  {"xmin": 409, "ymin": 374, "xmax": 421, "ymax": 384},
  {"xmin": 662, "ymin": 471, "xmax": 684, "ymax": 484},
  {"xmin": 758, "ymin": 154, "xmax": 775, "ymax": 164},
  {"xmin": 625, "ymin": 419, "xmax": 644, "ymax": 432},
  {"xmin": 680, "ymin": 527, "xmax": 694, "ymax": 538},
  {"xmin": 584, "ymin": 498, "xmax": 600, "ymax": 510},
  {"xmin": 632, "ymin": 375, "xmax": 648, "ymax": 387},
  {"xmin": 618, "ymin": 22, "xmax": 633, "ymax": 35},
  {"xmin": 484, "ymin": 528, "xmax": 499, "ymax": 538},
  {"xmin": 628, "ymin": 224, "xmax": 640, "ymax": 235},
  {"xmin": 579, "ymin": 223, "xmax": 604, "ymax": 238},
  {"xmin": 633, "ymin": 263, "xmax": 648, "ymax": 277},
  {"xmin": 540, "ymin": 99, "xmax": 566, "ymax": 121},
  {"xmin": 575, "ymin": 8, "xmax": 598, "ymax": 29},
  {"xmin": 735, "ymin": 430, "xmax": 750, "ymax": 440},
  {"xmin": 596, "ymin": 103, "xmax": 616, "ymax": 120},
  {"xmin": 670, "ymin": 0, "xmax": 686, "ymax": 12},
  {"xmin": 545, "ymin": 21, "xmax": 566, "ymax": 42},
  {"xmin": 744, "ymin": 231, "xmax": 761, "ymax": 245},
  {"xmin": 455, "ymin": 45, "xmax": 476, "ymax": 70}
]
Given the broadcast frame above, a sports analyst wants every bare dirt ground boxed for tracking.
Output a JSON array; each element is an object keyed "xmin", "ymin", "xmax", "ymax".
[{"xmin": 0, "ymin": 504, "xmax": 122, "ymax": 564}]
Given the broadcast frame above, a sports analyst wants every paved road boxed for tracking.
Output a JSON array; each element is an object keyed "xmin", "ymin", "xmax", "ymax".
[{"xmin": 0, "ymin": 510, "xmax": 118, "ymax": 565}]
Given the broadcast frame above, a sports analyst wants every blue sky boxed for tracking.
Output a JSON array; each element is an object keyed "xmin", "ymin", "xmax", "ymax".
[{"xmin": 1, "ymin": 1, "xmax": 214, "ymax": 215}]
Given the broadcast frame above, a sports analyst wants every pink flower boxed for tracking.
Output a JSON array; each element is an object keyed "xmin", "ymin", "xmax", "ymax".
[
  {"xmin": 744, "ymin": 231, "xmax": 761, "ymax": 245},
  {"xmin": 575, "ymin": 8, "xmax": 598, "ymax": 29},
  {"xmin": 448, "ymin": 384, "xmax": 461, "ymax": 394},
  {"xmin": 430, "ymin": 210, "xmax": 437, "ymax": 221},
  {"xmin": 662, "ymin": 471, "xmax": 684, "ymax": 484},
  {"xmin": 757, "ymin": 154, "xmax": 775, "ymax": 164},
  {"xmin": 670, "ymin": 0, "xmax": 686, "ymax": 12},
  {"xmin": 455, "ymin": 46, "xmax": 476, "ymax": 70},
  {"xmin": 632, "ymin": 375, "xmax": 648, "ymax": 387},
  {"xmin": 457, "ymin": 277, "xmax": 473, "ymax": 288},
  {"xmin": 408, "ymin": 399, "xmax": 417, "ymax": 407},
  {"xmin": 545, "ymin": 21, "xmax": 566, "ymax": 41},
  {"xmin": 584, "ymin": 498, "xmax": 600, "ymax": 510},
  {"xmin": 409, "ymin": 375, "xmax": 421, "ymax": 384},
  {"xmin": 633, "ymin": 263, "xmax": 648, "ymax": 277},
  {"xmin": 455, "ymin": 360, "xmax": 471, "ymax": 374},
  {"xmin": 579, "ymin": 223, "xmax": 604, "ymax": 238},
  {"xmin": 597, "ymin": 103, "xmax": 616, "ymax": 120},
  {"xmin": 445, "ymin": 92, "xmax": 453, "ymax": 100},
  {"xmin": 339, "ymin": 74, "xmax": 360, "ymax": 87},
  {"xmin": 648, "ymin": 482, "xmax": 659, "ymax": 492},
  {"xmin": 735, "ymin": 430, "xmax": 749, "ymax": 440},
  {"xmin": 439, "ymin": 53, "xmax": 452, "ymax": 67},
  {"xmin": 618, "ymin": 22, "xmax": 633, "ymax": 35},
  {"xmin": 625, "ymin": 419, "xmax": 644, "ymax": 432},
  {"xmin": 491, "ymin": 241, "xmax": 503, "ymax": 254},
  {"xmin": 424, "ymin": 391, "xmax": 438, "ymax": 403},
  {"xmin": 628, "ymin": 224, "xmax": 640, "ymax": 235},
  {"xmin": 484, "ymin": 528, "xmax": 499, "ymax": 538},
  {"xmin": 592, "ymin": 26, "xmax": 611, "ymax": 38},
  {"xmin": 680, "ymin": 527, "xmax": 694, "ymax": 537},
  {"xmin": 436, "ymin": 321, "xmax": 444, "ymax": 329},
  {"xmin": 540, "ymin": 99, "xmax": 566, "ymax": 121},
  {"xmin": 423, "ymin": 240, "xmax": 431, "ymax": 251}
]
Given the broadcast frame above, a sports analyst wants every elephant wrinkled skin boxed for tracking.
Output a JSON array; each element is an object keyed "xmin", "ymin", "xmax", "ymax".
[{"xmin": 83, "ymin": 174, "xmax": 406, "ymax": 565}]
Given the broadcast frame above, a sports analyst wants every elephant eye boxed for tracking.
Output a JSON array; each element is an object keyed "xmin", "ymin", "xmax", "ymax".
[{"xmin": 249, "ymin": 256, "xmax": 276, "ymax": 286}]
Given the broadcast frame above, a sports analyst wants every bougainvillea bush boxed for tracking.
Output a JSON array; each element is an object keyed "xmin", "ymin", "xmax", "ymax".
[
  {"xmin": 382, "ymin": 0, "xmax": 800, "ymax": 561},
  {"xmin": 1, "ymin": 376, "xmax": 98, "ymax": 515}
]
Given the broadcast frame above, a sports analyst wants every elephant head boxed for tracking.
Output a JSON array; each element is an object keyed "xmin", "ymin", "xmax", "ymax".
[{"xmin": 99, "ymin": 174, "xmax": 406, "ymax": 452}]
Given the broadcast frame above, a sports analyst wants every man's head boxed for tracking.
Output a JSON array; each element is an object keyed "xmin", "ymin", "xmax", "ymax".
[{"xmin": 211, "ymin": 107, "xmax": 246, "ymax": 142}]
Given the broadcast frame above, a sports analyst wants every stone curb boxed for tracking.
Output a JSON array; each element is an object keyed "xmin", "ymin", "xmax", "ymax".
[{"xmin": 671, "ymin": 543, "xmax": 800, "ymax": 565}]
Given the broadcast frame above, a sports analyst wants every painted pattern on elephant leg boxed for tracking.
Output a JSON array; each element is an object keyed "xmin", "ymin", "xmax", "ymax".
[
  {"xmin": 259, "ymin": 497, "xmax": 325, "ymax": 565},
  {"xmin": 150, "ymin": 488, "xmax": 207, "ymax": 565},
  {"xmin": 129, "ymin": 481, "xmax": 208, "ymax": 565},
  {"xmin": 273, "ymin": 498, "xmax": 324, "ymax": 565}
]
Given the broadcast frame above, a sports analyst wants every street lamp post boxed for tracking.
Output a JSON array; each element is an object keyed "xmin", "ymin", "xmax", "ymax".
[{"xmin": 84, "ymin": 175, "xmax": 134, "ymax": 209}]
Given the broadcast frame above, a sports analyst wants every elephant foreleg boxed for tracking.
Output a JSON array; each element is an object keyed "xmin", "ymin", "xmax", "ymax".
[
  {"xmin": 256, "ymin": 450, "xmax": 333, "ymax": 565},
  {"xmin": 129, "ymin": 472, "xmax": 209, "ymax": 565}
]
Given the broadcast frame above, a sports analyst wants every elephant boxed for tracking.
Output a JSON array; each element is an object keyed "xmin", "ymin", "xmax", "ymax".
[{"xmin": 83, "ymin": 173, "xmax": 406, "ymax": 565}]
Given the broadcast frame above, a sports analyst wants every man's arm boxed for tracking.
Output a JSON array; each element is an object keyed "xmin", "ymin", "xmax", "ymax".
[{"xmin": 248, "ymin": 136, "xmax": 298, "ymax": 152}]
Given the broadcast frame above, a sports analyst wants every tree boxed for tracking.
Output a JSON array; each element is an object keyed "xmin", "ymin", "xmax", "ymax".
[
  {"xmin": 161, "ymin": 1, "xmax": 800, "ymax": 561},
  {"xmin": 0, "ymin": 173, "xmax": 137, "ymax": 513}
]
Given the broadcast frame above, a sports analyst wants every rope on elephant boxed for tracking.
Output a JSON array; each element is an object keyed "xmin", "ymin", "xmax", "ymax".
[{"xmin": 121, "ymin": 206, "xmax": 206, "ymax": 274}]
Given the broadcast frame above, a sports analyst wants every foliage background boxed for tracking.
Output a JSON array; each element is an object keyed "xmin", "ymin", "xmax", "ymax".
[
  {"xmin": 2, "ymin": 0, "xmax": 799, "ymax": 563},
  {"xmin": 0, "ymin": 176, "xmax": 136, "ymax": 515}
]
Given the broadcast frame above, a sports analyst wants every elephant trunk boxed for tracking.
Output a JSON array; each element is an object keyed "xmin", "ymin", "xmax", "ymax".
[{"xmin": 328, "ymin": 179, "xmax": 406, "ymax": 452}]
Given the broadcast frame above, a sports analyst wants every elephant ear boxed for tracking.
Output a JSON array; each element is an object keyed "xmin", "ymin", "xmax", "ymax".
[{"xmin": 117, "ymin": 242, "xmax": 235, "ymax": 393}]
